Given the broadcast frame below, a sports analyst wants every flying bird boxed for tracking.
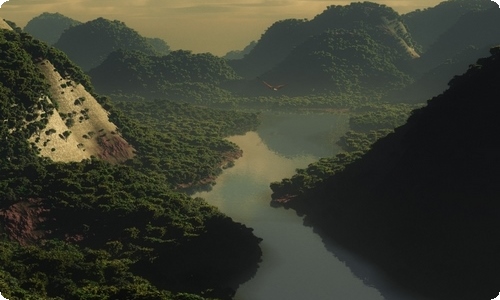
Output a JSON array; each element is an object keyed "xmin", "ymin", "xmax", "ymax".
[{"xmin": 257, "ymin": 77, "xmax": 286, "ymax": 91}]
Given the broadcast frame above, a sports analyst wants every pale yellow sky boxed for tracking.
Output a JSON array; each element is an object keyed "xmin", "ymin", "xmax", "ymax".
[{"xmin": 1, "ymin": 0, "xmax": 444, "ymax": 55}]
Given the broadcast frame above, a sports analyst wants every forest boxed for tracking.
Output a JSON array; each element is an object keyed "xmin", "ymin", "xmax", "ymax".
[
  {"xmin": 0, "ymin": 27, "xmax": 262, "ymax": 299},
  {"xmin": 2, "ymin": 0, "xmax": 500, "ymax": 299}
]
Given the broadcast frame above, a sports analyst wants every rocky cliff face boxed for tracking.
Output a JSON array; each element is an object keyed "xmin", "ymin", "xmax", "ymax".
[{"xmin": 29, "ymin": 60, "xmax": 134, "ymax": 163}]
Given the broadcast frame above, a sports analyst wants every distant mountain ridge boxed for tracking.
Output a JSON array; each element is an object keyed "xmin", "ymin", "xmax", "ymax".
[
  {"xmin": 229, "ymin": 2, "xmax": 418, "ymax": 80},
  {"xmin": 54, "ymin": 17, "xmax": 165, "ymax": 71},
  {"xmin": 24, "ymin": 12, "xmax": 81, "ymax": 45},
  {"xmin": 402, "ymin": 0, "xmax": 496, "ymax": 51}
]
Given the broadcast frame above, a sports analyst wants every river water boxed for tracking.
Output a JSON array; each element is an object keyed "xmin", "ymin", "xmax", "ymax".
[{"xmin": 193, "ymin": 112, "xmax": 420, "ymax": 300}]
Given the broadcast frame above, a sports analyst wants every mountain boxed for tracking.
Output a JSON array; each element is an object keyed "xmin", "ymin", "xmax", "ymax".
[
  {"xmin": 388, "ymin": 7, "xmax": 500, "ymax": 103},
  {"xmin": 223, "ymin": 40, "xmax": 256, "ymax": 60},
  {"xmin": 229, "ymin": 2, "xmax": 418, "ymax": 80},
  {"xmin": 0, "ymin": 23, "xmax": 261, "ymax": 299},
  {"xmin": 54, "ymin": 17, "xmax": 159, "ymax": 71},
  {"xmin": 402, "ymin": 0, "xmax": 496, "ymax": 52},
  {"xmin": 261, "ymin": 28, "xmax": 413, "ymax": 95},
  {"xmin": 413, "ymin": 7, "xmax": 500, "ymax": 74},
  {"xmin": 271, "ymin": 47, "xmax": 500, "ymax": 300},
  {"xmin": 24, "ymin": 12, "xmax": 81, "ymax": 45}
]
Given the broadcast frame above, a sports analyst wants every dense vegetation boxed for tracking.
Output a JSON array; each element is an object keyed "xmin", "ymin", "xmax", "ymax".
[
  {"xmin": 88, "ymin": 49, "xmax": 239, "ymax": 100},
  {"xmin": 229, "ymin": 2, "xmax": 416, "ymax": 81},
  {"xmin": 1, "ymin": 28, "xmax": 262, "ymax": 299},
  {"xmin": 271, "ymin": 47, "xmax": 500, "ymax": 300},
  {"xmin": 54, "ymin": 18, "xmax": 161, "ymax": 71},
  {"xmin": 110, "ymin": 99, "xmax": 259, "ymax": 188},
  {"xmin": 24, "ymin": 12, "xmax": 82, "ymax": 45}
]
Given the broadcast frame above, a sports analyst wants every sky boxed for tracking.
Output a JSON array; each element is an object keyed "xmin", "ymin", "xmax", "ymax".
[{"xmin": 0, "ymin": 0, "xmax": 445, "ymax": 56}]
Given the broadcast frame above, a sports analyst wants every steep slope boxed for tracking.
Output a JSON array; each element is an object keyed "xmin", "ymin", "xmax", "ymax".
[
  {"xmin": 274, "ymin": 47, "xmax": 500, "ymax": 300},
  {"xmin": 54, "ymin": 17, "xmax": 158, "ymax": 71},
  {"xmin": 24, "ymin": 12, "xmax": 81, "ymax": 45},
  {"xmin": 402, "ymin": 0, "xmax": 496, "ymax": 52},
  {"xmin": 31, "ymin": 60, "xmax": 134, "ymax": 163}
]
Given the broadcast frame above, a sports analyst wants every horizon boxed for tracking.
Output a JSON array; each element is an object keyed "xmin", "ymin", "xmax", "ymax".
[{"xmin": 1, "ymin": 0, "xmax": 444, "ymax": 56}]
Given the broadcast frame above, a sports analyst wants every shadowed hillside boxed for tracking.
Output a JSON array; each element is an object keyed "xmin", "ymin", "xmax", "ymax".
[
  {"xmin": 271, "ymin": 47, "xmax": 500, "ymax": 300},
  {"xmin": 402, "ymin": 0, "xmax": 496, "ymax": 52}
]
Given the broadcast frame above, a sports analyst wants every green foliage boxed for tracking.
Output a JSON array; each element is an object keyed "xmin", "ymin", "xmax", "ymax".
[
  {"xmin": 1, "ymin": 29, "xmax": 262, "ymax": 299},
  {"xmin": 110, "ymin": 99, "xmax": 259, "ymax": 188},
  {"xmin": 263, "ymin": 28, "xmax": 413, "ymax": 95},
  {"xmin": 88, "ymin": 49, "xmax": 240, "ymax": 99}
]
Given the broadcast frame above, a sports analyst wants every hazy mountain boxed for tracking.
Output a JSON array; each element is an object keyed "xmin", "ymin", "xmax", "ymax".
[
  {"xmin": 144, "ymin": 36, "xmax": 171, "ymax": 55},
  {"xmin": 223, "ymin": 40, "xmax": 256, "ymax": 60},
  {"xmin": 229, "ymin": 2, "xmax": 418, "ymax": 80},
  {"xmin": 402, "ymin": 0, "xmax": 496, "ymax": 52},
  {"xmin": 388, "ymin": 7, "xmax": 500, "ymax": 103},
  {"xmin": 24, "ymin": 12, "xmax": 81, "ymax": 45},
  {"xmin": 272, "ymin": 47, "xmax": 500, "ymax": 300},
  {"xmin": 54, "ymin": 17, "xmax": 158, "ymax": 71},
  {"xmin": 414, "ymin": 7, "xmax": 500, "ymax": 74}
]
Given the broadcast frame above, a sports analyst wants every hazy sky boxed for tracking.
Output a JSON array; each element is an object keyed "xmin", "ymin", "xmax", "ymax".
[{"xmin": 1, "ymin": 0, "xmax": 445, "ymax": 56}]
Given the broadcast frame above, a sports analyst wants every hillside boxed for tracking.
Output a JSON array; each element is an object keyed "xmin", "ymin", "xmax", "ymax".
[
  {"xmin": 31, "ymin": 59, "xmax": 134, "ymax": 163},
  {"xmin": 24, "ymin": 12, "xmax": 81, "ymax": 45},
  {"xmin": 402, "ymin": 0, "xmax": 496, "ymax": 52},
  {"xmin": 271, "ymin": 47, "xmax": 500, "ymax": 300},
  {"xmin": 1, "ymin": 24, "xmax": 262, "ymax": 299},
  {"xmin": 88, "ymin": 49, "xmax": 239, "ymax": 102},
  {"xmin": 54, "ymin": 17, "xmax": 158, "ymax": 71},
  {"xmin": 261, "ymin": 28, "xmax": 413, "ymax": 95},
  {"xmin": 387, "ymin": 7, "xmax": 500, "ymax": 103},
  {"xmin": 229, "ymin": 2, "xmax": 418, "ymax": 81},
  {"xmin": 413, "ymin": 7, "xmax": 500, "ymax": 74}
]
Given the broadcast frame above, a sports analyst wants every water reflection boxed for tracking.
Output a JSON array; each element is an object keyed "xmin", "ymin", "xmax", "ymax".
[{"xmin": 193, "ymin": 111, "xmax": 390, "ymax": 299}]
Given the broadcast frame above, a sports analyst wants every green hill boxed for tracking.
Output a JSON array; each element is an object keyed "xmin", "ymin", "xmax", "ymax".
[
  {"xmin": 53, "ymin": 17, "xmax": 159, "ymax": 71},
  {"xmin": 229, "ymin": 2, "xmax": 418, "ymax": 81},
  {"xmin": 0, "ymin": 26, "xmax": 261, "ymax": 299},
  {"xmin": 271, "ymin": 47, "xmax": 500, "ymax": 300},
  {"xmin": 88, "ymin": 49, "xmax": 239, "ymax": 102},
  {"xmin": 24, "ymin": 12, "xmax": 81, "ymax": 45},
  {"xmin": 261, "ymin": 28, "xmax": 413, "ymax": 95}
]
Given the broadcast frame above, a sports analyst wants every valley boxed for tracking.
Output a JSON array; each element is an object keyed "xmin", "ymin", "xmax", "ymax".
[{"xmin": 1, "ymin": 1, "xmax": 500, "ymax": 299}]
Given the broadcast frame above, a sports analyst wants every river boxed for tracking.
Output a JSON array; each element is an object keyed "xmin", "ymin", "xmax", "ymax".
[{"xmin": 193, "ymin": 111, "xmax": 421, "ymax": 300}]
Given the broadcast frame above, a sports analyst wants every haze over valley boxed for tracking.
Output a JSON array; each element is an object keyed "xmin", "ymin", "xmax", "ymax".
[{"xmin": 1, "ymin": 0, "xmax": 500, "ymax": 299}]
